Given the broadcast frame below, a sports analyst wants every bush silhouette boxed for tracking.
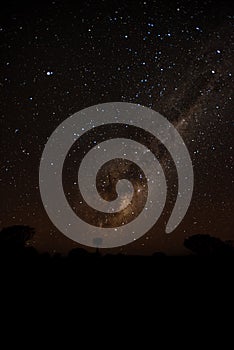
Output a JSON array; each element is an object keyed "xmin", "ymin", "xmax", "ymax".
[
  {"xmin": 0, "ymin": 225, "xmax": 35, "ymax": 251},
  {"xmin": 184, "ymin": 234, "xmax": 234, "ymax": 257}
]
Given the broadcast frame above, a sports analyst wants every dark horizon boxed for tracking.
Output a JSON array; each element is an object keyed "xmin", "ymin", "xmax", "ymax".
[{"xmin": 1, "ymin": 225, "xmax": 234, "ymax": 258}]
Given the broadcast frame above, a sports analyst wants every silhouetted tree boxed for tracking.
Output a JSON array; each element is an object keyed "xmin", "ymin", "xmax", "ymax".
[
  {"xmin": 68, "ymin": 248, "xmax": 90, "ymax": 260},
  {"xmin": 152, "ymin": 252, "xmax": 166, "ymax": 258},
  {"xmin": 184, "ymin": 234, "xmax": 234, "ymax": 257},
  {"xmin": 0, "ymin": 225, "xmax": 35, "ymax": 251}
]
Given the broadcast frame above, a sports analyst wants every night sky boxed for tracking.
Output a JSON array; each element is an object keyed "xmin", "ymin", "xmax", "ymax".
[{"xmin": 1, "ymin": 0, "xmax": 233, "ymax": 255}]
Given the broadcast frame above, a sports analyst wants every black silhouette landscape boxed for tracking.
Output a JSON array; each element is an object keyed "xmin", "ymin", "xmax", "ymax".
[{"xmin": 1, "ymin": 226, "xmax": 233, "ymax": 266}]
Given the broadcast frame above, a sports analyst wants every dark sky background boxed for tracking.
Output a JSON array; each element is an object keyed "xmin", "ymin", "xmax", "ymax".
[{"xmin": 1, "ymin": 0, "xmax": 233, "ymax": 255}]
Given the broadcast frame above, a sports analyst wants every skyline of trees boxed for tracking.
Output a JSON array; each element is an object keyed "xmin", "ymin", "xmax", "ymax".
[{"xmin": 0, "ymin": 225, "xmax": 233, "ymax": 260}]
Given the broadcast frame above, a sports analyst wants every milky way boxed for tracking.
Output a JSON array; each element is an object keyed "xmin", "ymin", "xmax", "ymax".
[{"xmin": 1, "ymin": 0, "xmax": 233, "ymax": 255}]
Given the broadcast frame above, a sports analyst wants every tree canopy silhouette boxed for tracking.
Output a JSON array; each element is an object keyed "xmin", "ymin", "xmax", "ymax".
[
  {"xmin": 184, "ymin": 234, "xmax": 234, "ymax": 257},
  {"xmin": 0, "ymin": 225, "xmax": 35, "ymax": 252}
]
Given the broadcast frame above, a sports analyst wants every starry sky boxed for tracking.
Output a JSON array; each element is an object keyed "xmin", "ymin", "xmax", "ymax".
[{"xmin": 1, "ymin": 0, "xmax": 233, "ymax": 255}]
